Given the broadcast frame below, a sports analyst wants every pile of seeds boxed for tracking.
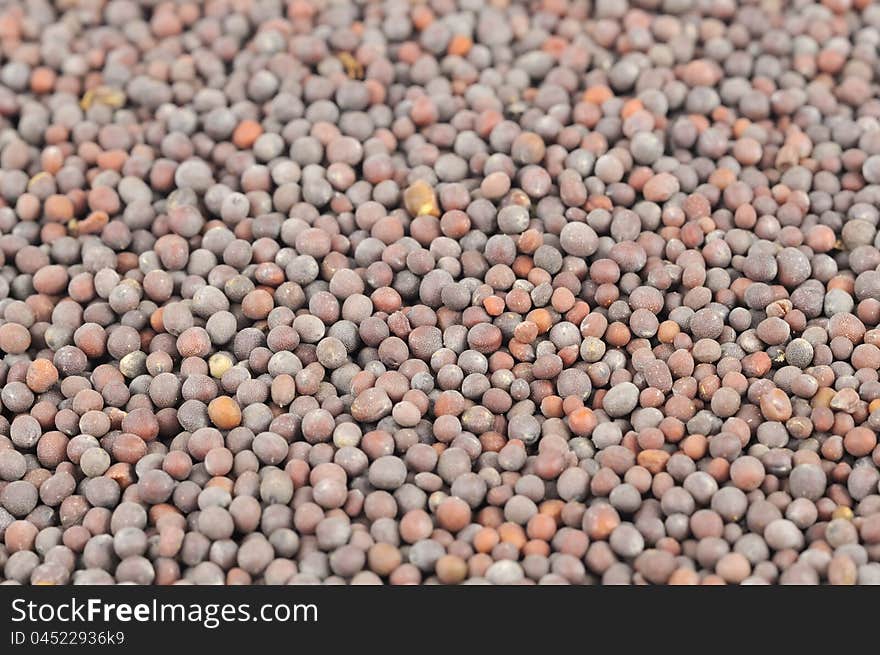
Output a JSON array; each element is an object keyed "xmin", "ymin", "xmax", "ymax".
[{"xmin": 0, "ymin": 0, "xmax": 879, "ymax": 586}]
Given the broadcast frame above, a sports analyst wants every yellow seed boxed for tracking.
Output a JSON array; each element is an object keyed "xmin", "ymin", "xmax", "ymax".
[
  {"xmin": 832, "ymin": 506, "xmax": 854, "ymax": 521},
  {"xmin": 119, "ymin": 351, "xmax": 146, "ymax": 378},
  {"xmin": 338, "ymin": 52, "xmax": 364, "ymax": 80},
  {"xmin": 81, "ymin": 86, "xmax": 126, "ymax": 110},
  {"xmin": 403, "ymin": 179, "xmax": 440, "ymax": 217},
  {"xmin": 209, "ymin": 353, "xmax": 233, "ymax": 379}
]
